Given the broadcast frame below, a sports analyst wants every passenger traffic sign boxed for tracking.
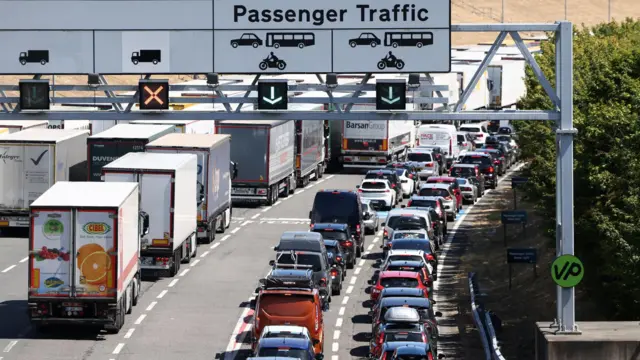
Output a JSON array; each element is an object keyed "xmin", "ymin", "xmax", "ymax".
[
  {"xmin": 551, "ymin": 254, "xmax": 584, "ymax": 288},
  {"xmin": 376, "ymin": 80, "xmax": 406, "ymax": 110},
  {"xmin": 257, "ymin": 80, "xmax": 288, "ymax": 110},
  {"xmin": 138, "ymin": 79, "xmax": 169, "ymax": 110}
]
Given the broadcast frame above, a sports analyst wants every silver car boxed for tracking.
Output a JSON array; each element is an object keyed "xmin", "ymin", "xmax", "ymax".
[
  {"xmin": 455, "ymin": 178, "xmax": 477, "ymax": 204},
  {"xmin": 361, "ymin": 201, "xmax": 380, "ymax": 235},
  {"xmin": 418, "ymin": 183, "xmax": 458, "ymax": 221},
  {"xmin": 407, "ymin": 149, "xmax": 439, "ymax": 180}
]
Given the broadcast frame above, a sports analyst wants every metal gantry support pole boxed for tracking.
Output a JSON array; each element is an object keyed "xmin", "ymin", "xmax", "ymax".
[
  {"xmin": 556, "ymin": 20, "xmax": 579, "ymax": 334},
  {"xmin": 554, "ymin": 29, "xmax": 564, "ymax": 330}
]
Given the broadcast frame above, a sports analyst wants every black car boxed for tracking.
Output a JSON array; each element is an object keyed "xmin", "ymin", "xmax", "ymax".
[
  {"xmin": 406, "ymin": 195, "xmax": 448, "ymax": 236},
  {"xmin": 477, "ymin": 148, "xmax": 506, "ymax": 175},
  {"xmin": 365, "ymin": 169, "xmax": 403, "ymax": 202},
  {"xmin": 310, "ymin": 190, "xmax": 365, "ymax": 256},
  {"xmin": 324, "ymin": 239, "xmax": 346, "ymax": 295},
  {"xmin": 416, "ymin": 146, "xmax": 445, "ymax": 172},
  {"xmin": 482, "ymin": 143, "xmax": 511, "ymax": 169},
  {"xmin": 348, "ymin": 32, "xmax": 382, "ymax": 47},
  {"xmin": 497, "ymin": 126, "xmax": 514, "ymax": 135},
  {"xmin": 312, "ymin": 223, "xmax": 357, "ymax": 268},
  {"xmin": 459, "ymin": 153, "xmax": 496, "ymax": 189},
  {"xmin": 448, "ymin": 164, "xmax": 485, "ymax": 196}
]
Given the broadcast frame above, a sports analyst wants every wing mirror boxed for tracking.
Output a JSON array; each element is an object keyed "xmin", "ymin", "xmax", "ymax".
[
  {"xmin": 355, "ymin": 184, "xmax": 360, "ymax": 189},
  {"xmin": 367, "ymin": 279, "xmax": 373, "ymax": 285},
  {"xmin": 230, "ymin": 161, "xmax": 238, "ymax": 180},
  {"xmin": 249, "ymin": 298, "xmax": 256, "ymax": 309},
  {"xmin": 308, "ymin": 211, "xmax": 312, "ymax": 219},
  {"xmin": 313, "ymin": 339, "xmax": 321, "ymax": 345},
  {"xmin": 435, "ymin": 311, "xmax": 443, "ymax": 317},
  {"xmin": 368, "ymin": 310, "xmax": 374, "ymax": 317},
  {"xmin": 401, "ymin": 205, "xmax": 406, "ymax": 208},
  {"xmin": 139, "ymin": 211, "xmax": 150, "ymax": 236},
  {"xmin": 269, "ymin": 260, "xmax": 276, "ymax": 266},
  {"xmin": 197, "ymin": 191, "xmax": 205, "ymax": 205},
  {"xmin": 315, "ymin": 353, "xmax": 324, "ymax": 360}
]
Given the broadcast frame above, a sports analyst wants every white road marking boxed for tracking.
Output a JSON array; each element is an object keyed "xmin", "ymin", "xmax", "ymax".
[
  {"xmin": 179, "ymin": 269, "xmax": 190, "ymax": 277},
  {"xmin": 335, "ymin": 318, "xmax": 343, "ymax": 327},
  {"xmin": 231, "ymin": 228, "xmax": 240, "ymax": 234},
  {"xmin": 349, "ymin": 276, "xmax": 357, "ymax": 285},
  {"xmin": 341, "ymin": 296, "xmax": 350, "ymax": 305},
  {"xmin": 363, "ymin": 251, "xmax": 370, "ymax": 256},
  {"xmin": 377, "ymin": 230, "xmax": 383, "ymax": 236},
  {"xmin": 366, "ymin": 244, "xmax": 374, "ymax": 251},
  {"xmin": 124, "ymin": 328, "xmax": 135, "ymax": 339},
  {"xmin": 146, "ymin": 301, "xmax": 157, "ymax": 311},
  {"xmin": 1, "ymin": 265, "xmax": 16, "ymax": 273},
  {"xmin": 231, "ymin": 217, "xmax": 245, "ymax": 221},
  {"xmin": 358, "ymin": 259, "xmax": 366, "ymax": 267},
  {"xmin": 339, "ymin": 307, "xmax": 346, "ymax": 316},
  {"xmin": 327, "ymin": 175, "xmax": 335, "ymax": 179},
  {"xmin": 317, "ymin": 179, "xmax": 325, "ymax": 184},
  {"xmin": 346, "ymin": 286, "xmax": 354, "ymax": 294},
  {"xmin": 305, "ymin": 183, "xmax": 314, "ymax": 189},
  {"xmin": 156, "ymin": 290, "xmax": 168, "ymax": 299},
  {"xmin": 168, "ymin": 279, "xmax": 179, "ymax": 287},
  {"xmin": 241, "ymin": 221, "xmax": 251, "ymax": 226},
  {"xmin": 354, "ymin": 267, "xmax": 361, "ymax": 275},
  {"xmin": 251, "ymin": 213, "xmax": 261, "ymax": 219},
  {"xmin": 332, "ymin": 356, "xmax": 339, "ymax": 360},
  {"xmin": 297, "ymin": 189, "xmax": 306, "ymax": 194},
  {"xmin": 200, "ymin": 250, "xmax": 210, "ymax": 258},
  {"xmin": 333, "ymin": 330, "xmax": 341, "ymax": 340},
  {"xmin": 373, "ymin": 237, "xmax": 380, "ymax": 243},
  {"xmin": 3, "ymin": 341, "xmax": 17, "ymax": 353},
  {"xmin": 273, "ymin": 201, "xmax": 282, "ymax": 206},
  {"xmin": 221, "ymin": 235, "xmax": 230, "ymax": 242},
  {"xmin": 190, "ymin": 259, "xmax": 201, "ymax": 267},
  {"xmin": 134, "ymin": 314, "xmax": 146, "ymax": 325},
  {"xmin": 332, "ymin": 343, "xmax": 339, "ymax": 352},
  {"xmin": 224, "ymin": 304, "xmax": 253, "ymax": 354},
  {"xmin": 112, "ymin": 343, "xmax": 125, "ymax": 355},
  {"xmin": 262, "ymin": 206, "xmax": 272, "ymax": 213},
  {"xmin": 211, "ymin": 243, "xmax": 220, "ymax": 250},
  {"xmin": 19, "ymin": 257, "xmax": 28, "ymax": 263},
  {"xmin": 261, "ymin": 217, "xmax": 309, "ymax": 221}
]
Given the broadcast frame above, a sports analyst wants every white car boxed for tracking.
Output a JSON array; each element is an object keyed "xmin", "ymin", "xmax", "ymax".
[
  {"xmin": 455, "ymin": 178, "xmax": 477, "ymax": 204},
  {"xmin": 392, "ymin": 168, "xmax": 415, "ymax": 198},
  {"xmin": 357, "ymin": 179, "xmax": 396, "ymax": 211},
  {"xmin": 259, "ymin": 325, "xmax": 312, "ymax": 342},
  {"xmin": 407, "ymin": 148, "xmax": 439, "ymax": 180},
  {"xmin": 459, "ymin": 124, "xmax": 491, "ymax": 145}
]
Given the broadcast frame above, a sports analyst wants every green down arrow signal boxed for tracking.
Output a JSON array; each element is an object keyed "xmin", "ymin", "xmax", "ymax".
[
  {"xmin": 262, "ymin": 86, "xmax": 283, "ymax": 105},
  {"xmin": 381, "ymin": 87, "xmax": 401, "ymax": 104}
]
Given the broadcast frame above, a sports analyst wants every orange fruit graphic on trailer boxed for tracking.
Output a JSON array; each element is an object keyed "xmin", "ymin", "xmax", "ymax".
[
  {"xmin": 80, "ymin": 251, "xmax": 111, "ymax": 285},
  {"xmin": 76, "ymin": 243, "xmax": 105, "ymax": 270}
]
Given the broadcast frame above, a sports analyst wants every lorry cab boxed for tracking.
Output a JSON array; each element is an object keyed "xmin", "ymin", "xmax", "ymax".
[{"xmin": 252, "ymin": 269, "xmax": 326, "ymax": 355}]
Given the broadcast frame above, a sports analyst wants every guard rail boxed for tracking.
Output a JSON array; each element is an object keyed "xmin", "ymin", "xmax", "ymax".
[{"xmin": 468, "ymin": 272, "xmax": 507, "ymax": 360}]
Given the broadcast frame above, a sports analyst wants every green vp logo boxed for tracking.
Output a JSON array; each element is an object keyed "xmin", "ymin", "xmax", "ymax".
[{"xmin": 551, "ymin": 254, "xmax": 584, "ymax": 288}]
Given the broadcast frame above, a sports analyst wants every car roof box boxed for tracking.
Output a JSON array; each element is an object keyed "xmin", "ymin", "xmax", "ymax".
[
  {"xmin": 261, "ymin": 269, "xmax": 314, "ymax": 290},
  {"xmin": 276, "ymin": 232, "xmax": 326, "ymax": 253},
  {"xmin": 384, "ymin": 307, "xmax": 421, "ymax": 323}
]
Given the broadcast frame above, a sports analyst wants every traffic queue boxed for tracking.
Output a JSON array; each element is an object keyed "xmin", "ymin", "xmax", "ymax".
[{"xmin": 245, "ymin": 125, "xmax": 519, "ymax": 360}]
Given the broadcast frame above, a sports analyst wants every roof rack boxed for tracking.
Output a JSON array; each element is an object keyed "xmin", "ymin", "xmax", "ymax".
[{"xmin": 258, "ymin": 268, "xmax": 315, "ymax": 291}]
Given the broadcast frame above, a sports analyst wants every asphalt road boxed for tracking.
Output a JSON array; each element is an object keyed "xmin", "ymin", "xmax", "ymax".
[{"xmin": 0, "ymin": 167, "xmax": 519, "ymax": 360}]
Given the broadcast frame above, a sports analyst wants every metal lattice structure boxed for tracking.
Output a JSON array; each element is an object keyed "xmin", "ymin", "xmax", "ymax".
[{"xmin": 0, "ymin": 21, "xmax": 578, "ymax": 332}]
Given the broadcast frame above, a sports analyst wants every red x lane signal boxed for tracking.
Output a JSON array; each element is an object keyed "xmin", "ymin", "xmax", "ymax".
[{"xmin": 138, "ymin": 80, "xmax": 169, "ymax": 110}]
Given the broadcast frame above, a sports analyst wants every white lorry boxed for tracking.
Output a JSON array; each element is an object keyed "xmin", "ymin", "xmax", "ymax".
[
  {"xmin": 129, "ymin": 120, "xmax": 216, "ymax": 134},
  {"xmin": 146, "ymin": 133, "xmax": 233, "ymax": 244},
  {"xmin": 28, "ymin": 181, "xmax": 149, "ymax": 333},
  {"xmin": 341, "ymin": 119, "xmax": 415, "ymax": 168},
  {"xmin": 47, "ymin": 120, "xmax": 91, "ymax": 131},
  {"xmin": 0, "ymin": 120, "xmax": 48, "ymax": 135},
  {"xmin": 102, "ymin": 152, "xmax": 198, "ymax": 277},
  {"xmin": 0, "ymin": 129, "xmax": 89, "ymax": 228},
  {"xmin": 487, "ymin": 60, "xmax": 527, "ymax": 110}
]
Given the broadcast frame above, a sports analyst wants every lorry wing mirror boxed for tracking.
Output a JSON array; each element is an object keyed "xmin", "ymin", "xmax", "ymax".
[
  {"xmin": 230, "ymin": 161, "xmax": 238, "ymax": 180},
  {"xmin": 308, "ymin": 211, "xmax": 312, "ymax": 219},
  {"xmin": 139, "ymin": 211, "xmax": 150, "ymax": 236},
  {"xmin": 249, "ymin": 298, "xmax": 256, "ymax": 309},
  {"xmin": 269, "ymin": 260, "xmax": 276, "ymax": 267},
  {"xmin": 313, "ymin": 339, "xmax": 320, "ymax": 345}
]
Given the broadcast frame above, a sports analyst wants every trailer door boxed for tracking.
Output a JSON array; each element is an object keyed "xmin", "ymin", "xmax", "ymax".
[
  {"xmin": 73, "ymin": 209, "xmax": 118, "ymax": 298},
  {"xmin": 140, "ymin": 173, "xmax": 173, "ymax": 247},
  {"xmin": 30, "ymin": 209, "xmax": 73, "ymax": 297},
  {"xmin": 23, "ymin": 144, "xmax": 54, "ymax": 208}
]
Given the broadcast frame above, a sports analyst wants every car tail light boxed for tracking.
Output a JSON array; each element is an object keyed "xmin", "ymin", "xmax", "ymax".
[
  {"xmin": 463, "ymin": 142, "xmax": 468, "ymax": 146},
  {"xmin": 407, "ymin": 200, "xmax": 412, "ymax": 206},
  {"xmin": 422, "ymin": 332, "xmax": 428, "ymax": 343},
  {"xmin": 336, "ymin": 256, "xmax": 342, "ymax": 262},
  {"xmin": 444, "ymin": 196, "xmax": 452, "ymax": 200},
  {"xmin": 356, "ymin": 224, "xmax": 361, "ymax": 233},
  {"xmin": 391, "ymin": 183, "xmax": 396, "ymax": 188},
  {"xmin": 383, "ymin": 229, "xmax": 388, "ymax": 238},
  {"xmin": 448, "ymin": 168, "xmax": 452, "ymax": 176},
  {"xmin": 477, "ymin": 133, "xmax": 484, "ymax": 138},
  {"xmin": 330, "ymin": 268, "xmax": 338, "ymax": 277},
  {"xmin": 493, "ymin": 160, "xmax": 500, "ymax": 164},
  {"xmin": 155, "ymin": 257, "xmax": 170, "ymax": 265},
  {"xmin": 319, "ymin": 278, "xmax": 327, "ymax": 287},
  {"xmin": 428, "ymin": 352, "xmax": 434, "ymax": 360},
  {"xmin": 416, "ymin": 139, "xmax": 420, "ymax": 146},
  {"xmin": 426, "ymin": 254, "xmax": 434, "ymax": 261},
  {"xmin": 385, "ymin": 189, "xmax": 391, "ymax": 193},
  {"xmin": 378, "ymin": 158, "xmax": 386, "ymax": 163},
  {"xmin": 344, "ymin": 240, "xmax": 353, "ymax": 248},
  {"xmin": 408, "ymin": 174, "xmax": 413, "ymax": 179},
  {"xmin": 344, "ymin": 157, "xmax": 352, "ymax": 162},
  {"xmin": 357, "ymin": 188, "xmax": 363, "ymax": 192},
  {"xmin": 431, "ymin": 222, "xmax": 436, "ymax": 229},
  {"xmin": 489, "ymin": 166, "xmax": 494, "ymax": 173},
  {"xmin": 426, "ymin": 162, "xmax": 433, "ymax": 167},
  {"xmin": 378, "ymin": 331, "xmax": 384, "ymax": 345},
  {"xmin": 462, "ymin": 186, "xmax": 472, "ymax": 191},
  {"xmin": 381, "ymin": 353, "xmax": 387, "ymax": 360}
]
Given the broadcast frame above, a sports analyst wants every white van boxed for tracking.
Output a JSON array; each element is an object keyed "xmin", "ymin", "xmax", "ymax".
[{"xmin": 416, "ymin": 124, "xmax": 461, "ymax": 168}]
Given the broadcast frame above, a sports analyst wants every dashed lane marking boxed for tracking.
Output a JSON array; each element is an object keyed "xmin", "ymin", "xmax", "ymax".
[
  {"xmin": 190, "ymin": 259, "xmax": 201, "ymax": 267},
  {"xmin": 1, "ymin": 265, "xmax": 16, "ymax": 273},
  {"xmin": 124, "ymin": 328, "xmax": 135, "ymax": 339},
  {"xmin": 221, "ymin": 235, "xmax": 230, "ymax": 242},
  {"xmin": 3, "ymin": 341, "xmax": 17, "ymax": 353},
  {"xmin": 297, "ymin": 189, "xmax": 306, "ymax": 194},
  {"xmin": 349, "ymin": 276, "xmax": 357, "ymax": 285},
  {"xmin": 366, "ymin": 244, "xmax": 374, "ymax": 251},
  {"xmin": 339, "ymin": 307, "xmax": 346, "ymax": 316},
  {"xmin": 326, "ymin": 175, "xmax": 335, "ymax": 179},
  {"xmin": 251, "ymin": 213, "xmax": 261, "ymax": 219},
  {"xmin": 333, "ymin": 330, "xmax": 340, "ymax": 340},
  {"xmin": 146, "ymin": 301, "xmax": 157, "ymax": 311},
  {"xmin": 341, "ymin": 296, "xmax": 349, "ymax": 305},
  {"xmin": 262, "ymin": 206, "xmax": 272, "ymax": 213},
  {"xmin": 19, "ymin": 257, "xmax": 28, "ymax": 263},
  {"xmin": 273, "ymin": 201, "xmax": 282, "ymax": 206},
  {"xmin": 354, "ymin": 267, "xmax": 361, "ymax": 275},
  {"xmin": 112, "ymin": 343, "xmax": 125, "ymax": 355},
  {"xmin": 230, "ymin": 228, "xmax": 240, "ymax": 234},
  {"xmin": 241, "ymin": 221, "xmax": 251, "ymax": 226},
  {"xmin": 332, "ymin": 356, "xmax": 339, "ymax": 360},
  {"xmin": 346, "ymin": 286, "xmax": 354, "ymax": 294},
  {"xmin": 200, "ymin": 250, "xmax": 210, "ymax": 258},
  {"xmin": 134, "ymin": 314, "xmax": 146, "ymax": 325},
  {"xmin": 305, "ymin": 183, "xmax": 314, "ymax": 189},
  {"xmin": 332, "ymin": 342, "xmax": 339, "ymax": 352},
  {"xmin": 157, "ymin": 290, "xmax": 168, "ymax": 299},
  {"xmin": 168, "ymin": 279, "xmax": 179, "ymax": 287},
  {"xmin": 335, "ymin": 318, "xmax": 343, "ymax": 327},
  {"xmin": 358, "ymin": 259, "xmax": 366, "ymax": 267},
  {"xmin": 211, "ymin": 243, "xmax": 221, "ymax": 250},
  {"xmin": 179, "ymin": 269, "xmax": 190, "ymax": 277}
]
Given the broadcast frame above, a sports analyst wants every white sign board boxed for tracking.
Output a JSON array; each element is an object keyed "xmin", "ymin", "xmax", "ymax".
[{"xmin": 0, "ymin": 0, "xmax": 451, "ymax": 74}]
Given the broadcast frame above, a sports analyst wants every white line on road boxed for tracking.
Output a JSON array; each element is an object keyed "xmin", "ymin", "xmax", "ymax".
[
  {"xmin": 273, "ymin": 201, "xmax": 282, "ymax": 206},
  {"xmin": 349, "ymin": 276, "xmax": 357, "ymax": 285},
  {"xmin": 377, "ymin": 230, "xmax": 383, "ymax": 236},
  {"xmin": 146, "ymin": 301, "xmax": 157, "ymax": 311},
  {"xmin": 305, "ymin": 183, "xmax": 314, "ymax": 189},
  {"xmin": 168, "ymin": 279, "xmax": 179, "ymax": 287},
  {"xmin": 261, "ymin": 217, "xmax": 309, "ymax": 221},
  {"xmin": 297, "ymin": 189, "xmax": 306, "ymax": 194},
  {"xmin": 3, "ymin": 341, "xmax": 17, "ymax": 353},
  {"xmin": 200, "ymin": 250, "xmax": 210, "ymax": 258},
  {"xmin": 221, "ymin": 235, "xmax": 230, "ymax": 242},
  {"xmin": 241, "ymin": 221, "xmax": 251, "ymax": 226},
  {"xmin": 190, "ymin": 259, "xmax": 201, "ymax": 267},
  {"xmin": 373, "ymin": 236, "xmax": 380, "ymax": 243},
  {"xmin": 1, "ymin": 265, "xmax": 16, "ymax": 273},
  {"xmin": 366, "ymin": 244, "xmax": 374, "ymax": 251},
  {"xmin": 231, "ymin": 228, "xmax": 240, "ymax": 234},
  {"xmin": 363, "ymin": 251, "xmax": 370, "ymax": 256},
  {"xmin": 211, "ymin": 243, "xmax": 220, "ymax": 250},
  {"xmin": 124, "ymin": 328, "xmax": 135, "ymax": 339},
  {"xmin": 358, "ymin": 259, "xmax": 366, "ymax": 267},
  {"xmin": 134, "ymin": 314, "xmax": 146, "ymax": 325},
  {"xmin": 354, "ymin": 267, "xmax": 361, "ymax": 275},
  {"xmin": 262, "ymin": 206, "xmax": 272, "ymax": 213},
  {"xmin": 332, "ymin": 342, "xmax": 339, "ymax": 352},
  {"xmin": 333, "ymin": 330, "xmax": 341, "ymax": 340},
  {"xmin": 179, "ymin": 268, "xmax": 190, "ymax": 277},
  {"xmin": 112, "ymin": 343, "xmax": 125, "ymax": 355},
  {"xmin": 157, "ymin": 290, "xmax": 168, "ymax": 299},
  {"xmin": 317, "ymin": 179, "xmax": 325, "ymax": 184},
  {"xmin": 327, "ymin": 175, "xmax": 335, "ymax": 179},
  {"xmin": 341, "ymin": 296, "xmax": 349, "ymax": 305},
  {"xmin": 332, "ymin": 356, "xmax": 339, "ymax": 360},
  {"xmin": 335, "ymin": 318, "xmax": 343, "ymax": 327},
  {"xmin": 346, "ymin": 286, "xmax": 354, "ymax": 294},
  {"xmin": 339, "ymin": 307, "xmax": 346, "ymax": 316},
  {"xmin": 19, "ymin": 257, "xmax": 28, "ymax": 263},
  {"xmin": 251, "ymin": 213, "xmax": 261, "ymax": 219}
]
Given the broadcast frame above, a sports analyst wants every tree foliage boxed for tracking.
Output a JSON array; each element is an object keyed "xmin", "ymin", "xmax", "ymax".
[{"xmin": 515, "ymin": 19, "xmax": 640, "ymax": 319}]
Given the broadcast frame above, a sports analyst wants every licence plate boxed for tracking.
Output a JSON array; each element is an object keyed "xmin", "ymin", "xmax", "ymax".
[
  {"xmin": 0, "ymin": 221, "xmax": 8, "ymax": 226},
  {"xmin": 65, "ymin": 306, "xmax": 83, "ymax": 312},
  {"xmin": 141, "ymin": 257, "xmax": 154, "ymax": 265},
  {"xmin": 358, "ymin": 156, "xmax": 371, "ymax": 161},
  {"xmin": 232, "ymin": 187, "xmax": 253, "ymax": 195}
]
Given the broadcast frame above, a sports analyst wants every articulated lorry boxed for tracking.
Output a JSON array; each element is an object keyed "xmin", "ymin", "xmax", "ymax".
[
  {"xmin": 294, "ymin": 120, "xmax": 325, "ymax": 187},
  {"xmin": 487, "ymin": 60, "xmax": 526, "ymax": 110},
  {"xmin": 86, "ymin": 124, "xmax": 175, "ymax": 181},
  {"xmin": 216, "ymin": 120, "xmax": 295, "ymax": 206},
  {"xmin": 130, "ymin": 120, "xmax": 216, "ymax": 134},
  {"xmin": 146, "ymin": 133, "xmax": 233, "ymax": 244},
  {"xmin": 102, "ymin": 152, "xmax": 197, "ymax": 277},
  {"xmin": 0, "ymin": 120, "xmax": 48, "ymax": 135},
  {"xmin": 90, "ymin": 120, "xmax": 130, "ymax": 135},
  {"xmin": 47, "ymin": 120, "xmax": 91, "ymax": 131},
  {"xmin": 0, "ymin": 129, "xmax": 89, "ymax": 229},
  {"xmin": 28, "ymin": 181, "xmax": 149, "ymax": 333},
  {"xmin": 341, "ymin": 119, "xmax": 415, "ymax": 168}
]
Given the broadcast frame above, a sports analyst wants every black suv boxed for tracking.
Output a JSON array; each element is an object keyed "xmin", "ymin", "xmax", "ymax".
[
  {"xmin": 459, "ymin": 153, "xmax": 497, "ymax": 189},
  {"xmin": 365, "ymin": 169, "xmax": 402, "ymax": 202},
  {"xmin": 477, "ymin": 148, "xmax": 507, "ymax": 175},
  {"xmin": 312, "ymin": 223, "xmax": 357, "ymax": 268},
  {"xmin": 310, "ymin": 190, "xmax": 365, "ymax": 256}
]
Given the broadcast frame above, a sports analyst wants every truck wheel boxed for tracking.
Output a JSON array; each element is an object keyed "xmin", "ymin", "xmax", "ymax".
[
  {"xmin": 105, "ymin": 298, "xmax": 124, "ymax": 334},
  {"xmin": 126, "ymin": 287, "xmax": 133, "ymax": 314},
  {"xmin": 203, "ymin": 220, "xmax": 215, "ymax": 244},
  {"xmin": 281, "ymin": 177, "xmax": 290, "ymax": 198},
  {"xmin": 267, "ymin": 185, "xmax": 278, "ymax": 206},
  {"xmin": 217, "ymin": 211, "xmax": 226, "ymax": 233},
  {"xmin": 182, "ymin": 240, "xmax": 191, "ymax": 264},
  {"xmin": 317, "ymin": 164, "xmax": 324, "ymax": 179},
  {"xmin": 132, "ymin": 274, "xmax": 140, "ymax": 306},
  {"xmin": 169, "ymin": 250, "xmax": 180, "ymax": 277},
  {"xmin": 289, "ymin": 175, "xmax": 296, "ymax": 194}
]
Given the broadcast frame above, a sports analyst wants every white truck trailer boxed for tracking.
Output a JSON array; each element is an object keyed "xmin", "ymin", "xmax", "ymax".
[
  {"xmin": 28, "ymin": 181, "xmax": 148, "ymax": 333},
  {"xmin": 341, "ymin": 118, "xmax": 415, "ymax": 168},
  {"xmin": 146, "ymin": 134, "xmax": 232, "ymax": 244},
  {"xmin": 0, "ymin": 129, "xmax": 89, "ymax": 228},
  {"xmin": 0, "ymin": 120, "xmax": 48, "ymax": 135},
  {"xmin": 102, "ymin": 152, "xmax": 198, "ymax": 277},
  {"xmin": 47, "ymin": 120, "xmax": 91, "ymax": 131},
  {"xmin": 129, "ymin": 120, "xmax": 216, "ymax": 134},
  {"xmin": 487, "ymin": 60, "xmax": 527, "ymax": 109}
]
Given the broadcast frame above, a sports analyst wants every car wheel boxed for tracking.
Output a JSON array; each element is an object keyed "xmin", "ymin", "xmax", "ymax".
[
  {"xmin": 347, "ymin": 258, "xmax": 355, "ymax": 269},
  {"xmin": 332, "ymin": 286, "xmax": 340, "ymax": 296}
]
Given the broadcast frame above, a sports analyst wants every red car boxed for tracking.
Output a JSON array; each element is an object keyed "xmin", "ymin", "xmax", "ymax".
[
  {"xmin": 368, "ymin": 271, "xmax": 431, "ymax": 302},
  {"xmin": 425, "ymin": 176, "xmax": 462, "ymax": 211}
]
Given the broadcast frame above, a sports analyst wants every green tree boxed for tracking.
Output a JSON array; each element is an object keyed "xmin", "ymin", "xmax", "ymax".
[{"xmin": 515, "ymin": 19, "xmax": 640, "ymax": 319}]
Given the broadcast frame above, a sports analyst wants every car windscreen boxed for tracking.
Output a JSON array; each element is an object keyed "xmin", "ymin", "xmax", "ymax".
[
  {"xmin": 393, "ymin": 232, "xmax": 426, "ymax": 240},
  {"xmin": 384, "ymin": 332, "xmax": 424, "ymax": 342},
  {"xmin": 277, "ymin": 253, "xmax": 322, "ymax": 272},
  {"xmin": 418, "ymin": 188, "xmax": 450, "ymax": 197},
  {"xmin": 394, "ymin": 169, "xmax": 406, "ymax": 176},
  {"xmin": 407, "ymin": 153, "xmax": 433, "ymax": 162},
  {"xmin": 366, "ymin": 173, "xmax": 395, "ymax": 183},
  {"xmin": 258, "ymin": 347, "xmax": 310, "ymax": 360},
  {"xmin": 395, "ymin": 354, "xmax": 429, "ymax": 360},
  {"xmin": 460, "ymin": 127, "xmax": 480, "ymax": 132},
  {"xmin": 460, "ymin": 155, "xmax": 491, "ymax": 166},
  {"xmin": 388, "ymin": 255, "xmax": 423, "ymax": 263},
  {"xmin": 496, "ymin": 135, "xmax": 511, "ymax": 142},
  {"xmin": 392, "ymin": 240, "xmax": 432, "ymax": 253},
  {"xmin": 386, "ymin": 216, "xmax": 427, "ymax": 230},
  {"xmin": 409, "ymin": 199, "xmax": 438, "ymax": 208},
  {"xmin": 380, "ymin": 277, "xmax": 419, "ymax": 288},
  {"xmin": 325, "ymin": 245, "xmax": 338, "ymax": 254},
  {"xmin": 456, "ymin": 179, "xmax": 466, "ymax": 185},
  {"xmin": 315, "ymin": 230, "xmax": 348, "ymax": 241},
  {"xmin": 362, "ymin": 182, "xmax": 387, "ymax": 190},
  {"xmin": 362, "ymin": 203, "xmax": 370, "ymax": 212},
  {"xmin": 450, "ymin": 167, "xmax": 475, "ymax": 177},
  {"xmin": 311, "ymin": 192, "xmax": 358, "ymax": 224}
]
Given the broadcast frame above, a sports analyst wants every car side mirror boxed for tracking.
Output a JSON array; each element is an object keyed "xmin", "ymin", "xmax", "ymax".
[
  {"xmin": 401, "ymin": 205, "xmax": 406, "ymax": 208},
  {"xmin": 356, "ymin": 185, "xmax": 360, "ymax": 189},
  {"xmin": 379, "ymin": 244, "xmax": 384, "ymax": 248},
  {"xmin": 315, "ymin": 353, "xmax": 324, "ymax": 360},
  {"xmin": 313, "ymin": 339, "xmax": 321, "ymax": 345},
  {"xmin": 435, "ymin": 311, "xmax": 443, "ymax": 317},
  {"xmin": 308, "ymin": 211, "xmax": 312, "ymax": 219},
  {"xmin": 269, "ymin": 260, "xmax": 275, "ymax": 266},
  {"xmin": 249, "ymin": 298, "xmax": 256, "ymax": 309},
  {"xmin": 367, "ymin": 279, "xmax": 373, "ymax": 285},
  {"xmin": 230, "ymin": 161, "xmax": 239, "ymax": 180}
]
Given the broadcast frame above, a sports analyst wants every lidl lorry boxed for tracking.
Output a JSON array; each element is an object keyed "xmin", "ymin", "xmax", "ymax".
[
  {"xmin": 102, "ymin": 152, "xmax": 197, "ymax": 277},
  {"xmin": 86, "ymin": 124, "xmax": 175, "ymax": 181},
  {"xmin": 341, "ymin": 119, "xmax": 415, "ymax": 168},
  {"xmin": 0, "ymin": 129, "xmax": 89, "ymax": 228},
  {"xmin": 28, "ymin": 181, "xmax": 148, "ymax": 333},
  {"xmin": 129, "ymin": 120, "xmax": 215, "ymax": 134},
  {"xmin": 146, "ymin": 134, "xmax": 232, "ymax": 244},
  {"xmin": 0, "ymin": 120, "xmax": 48, "ymax": 135},
  {"xmin": 216, "ymin": 120, "xmax": 296, "ymax": 206}
]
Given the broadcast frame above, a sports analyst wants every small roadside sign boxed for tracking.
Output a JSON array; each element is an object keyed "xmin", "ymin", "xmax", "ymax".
[
  {"xmin": 507, "ymin": 248, "xmax": 537, "ymax": 263},
  {"xmin": 551, "ymin": 254, "xmax": 584, "ymax": 288},
  {"xmin": 511, "ymin": 176, "xmax": 528, "ymax": 188},
  {"xmin": 501, "ymin": 210, "xmax": 527, "ymax": 224}
]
